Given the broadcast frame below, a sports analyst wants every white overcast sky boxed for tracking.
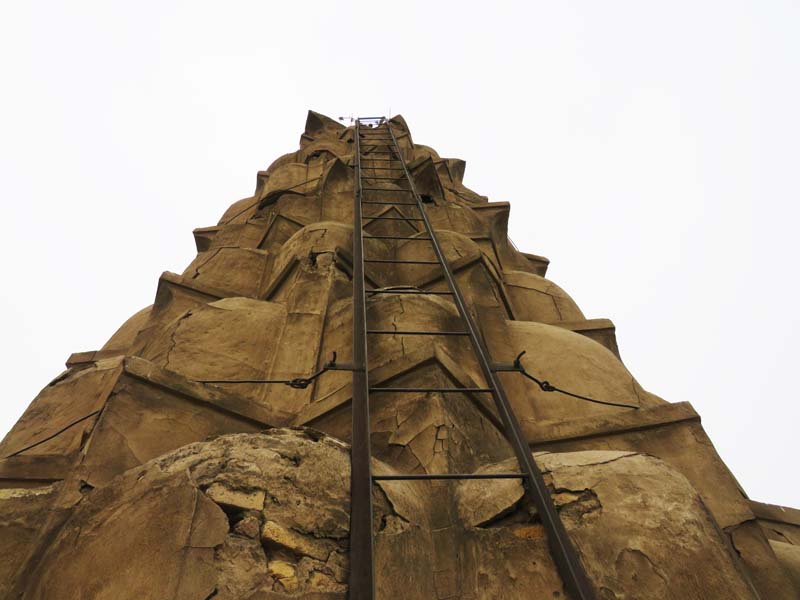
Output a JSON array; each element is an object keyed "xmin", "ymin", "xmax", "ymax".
[{"xmin": 1, "ymin": 1, "xmax": 798, "ymax": 506}]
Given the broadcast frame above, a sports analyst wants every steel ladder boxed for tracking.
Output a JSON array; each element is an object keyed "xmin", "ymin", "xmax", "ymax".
[{"xmin": 348, "ymin": 116, "xmax": 596, "ymax": 600}]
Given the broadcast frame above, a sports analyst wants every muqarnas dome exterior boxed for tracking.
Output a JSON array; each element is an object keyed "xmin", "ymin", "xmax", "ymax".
[{"xmin": 0, "ymin": 111, "xmax": 798, "ymax": 599}]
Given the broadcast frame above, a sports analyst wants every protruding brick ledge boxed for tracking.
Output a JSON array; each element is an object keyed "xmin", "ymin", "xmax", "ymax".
[{"xmin": 523, "ymin": 401, "xmax": 699, "ymax": 446}]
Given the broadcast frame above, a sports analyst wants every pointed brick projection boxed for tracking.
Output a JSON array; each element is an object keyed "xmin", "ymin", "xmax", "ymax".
[{"xmin": 1, "ymin": 111, "xmax": 797, "ymax": 599}]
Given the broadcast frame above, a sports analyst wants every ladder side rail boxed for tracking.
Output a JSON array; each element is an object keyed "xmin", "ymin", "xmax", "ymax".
[
  {"xmin": 384, "ymin": 124, "xmax": 597, "ymax": 600},
  {"xmin": 349, "ymin": 119, "xmax": 376, "ymax": 600}
]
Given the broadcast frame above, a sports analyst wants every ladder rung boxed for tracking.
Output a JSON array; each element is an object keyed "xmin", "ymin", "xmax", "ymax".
[
  {"xmin": 366, "ymin": 235, "xmax": 431, "ymax": 240},
  {"xmin": 361, "ymin": 152, "xmax": 395, "ymax": 155},
  {"xmin": 372, "ymin": 473, "xmax": 526, "ymax": 481},
  {"xmin": 359, "ymin": 158, "xmax": 399, "ymax": 162},
  {"xmin": 361, "ymin": 216, "xmax": 424, "ymax": 221},
  {"xmin": 362, "ymin": 187, "xmax": 413, "ymax": 192},
  {"xmin": 364, "ymin": 259, "xmax": 440, "ymax": 264},
  {"xmin": 361, "ymin": 201, "xmax": 418, "ymax": 206},
  {"xmin": 369, "ymin": 387, "xmax": 493, "ymax": 393},
  {"xmin": 361, "ymin": 176, "xmax": 405, "ymax": 181},
  {"xmin": 366, "ymin": 330, "xmax": 470, "ymax": 336},
  {"xmin": 359, "ymin": 167, "xmax": 404, "ymax": 171},
  {"xmin": 366, "ymin": 289, "xmax": 453, "ymax": 295}
]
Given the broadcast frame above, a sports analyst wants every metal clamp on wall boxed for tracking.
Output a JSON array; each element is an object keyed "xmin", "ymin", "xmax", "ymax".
[
  {"xmin": 492, "ymin": 350, "xmax": 639, "ymax": 410},
  {"xmin": 199, "ymin": 351, "xmax": 355, "ymax": 389}
]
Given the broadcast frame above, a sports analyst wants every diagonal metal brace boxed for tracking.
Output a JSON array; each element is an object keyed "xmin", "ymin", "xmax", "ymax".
[{"xmin": 492, "ymin": 350, "xmax": 639, "ymax": 409}]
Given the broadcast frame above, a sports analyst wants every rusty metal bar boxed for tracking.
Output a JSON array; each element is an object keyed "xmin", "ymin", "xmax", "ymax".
[
  {"xmin": 361, "ymin": 216, "xmax": 425, "ymax": 221},
  {"xmin": 363, "ymin": 259, "xmax": 439, "ymax": 264},
  {"xmin": 372, "ymin": 473, "xmax": 525, "ymax": 481},
  {"xmin": 366, "ymin": 289, "xmax": 452, "ymax": 295},
  {"xmin": 369, "ymin": 387, "xmax": 493, "ymax": 393},
  {"xmin": 5, "ymin": 410, "xmax": 102, "ymax": 458},
  {"xmin": 365, "ymin": 235, "xmax": 431, "ymax": 241},
  {"xmin": 349, "ymin": 118, "xmax": 375, "ymax": 600},
  {"xmin": 386, "ymin": 123, "xmax": 597, "ymax": 600},
  {"xmin": 366, "ymin": 329, "xmax": 470, "ymax": 336}
]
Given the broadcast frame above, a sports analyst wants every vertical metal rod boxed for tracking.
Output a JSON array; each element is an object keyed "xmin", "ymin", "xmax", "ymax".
[
  {"xmin": 348, "ymin": 119, "xmax": 376, "ymax": 600},
  {"xmin": 385, "ymin": 124, "xmax": 597, "ymax": 600}
]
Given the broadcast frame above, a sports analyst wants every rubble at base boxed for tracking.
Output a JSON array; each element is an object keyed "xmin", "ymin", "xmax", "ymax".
[{"xmin": 3, "ymin": 429, "xmax": 760, "ymax": 599}]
